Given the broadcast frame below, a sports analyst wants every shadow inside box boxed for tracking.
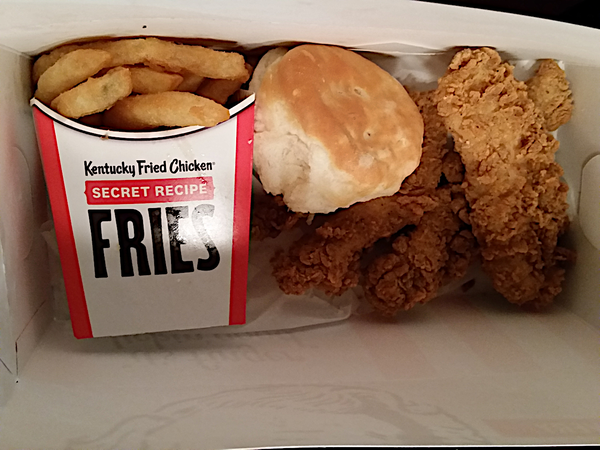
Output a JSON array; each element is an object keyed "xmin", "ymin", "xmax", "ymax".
[
  {"xmin": 49, "ymin": 314, "xmax": 348, "ymax": 356},
  {"xmin": 48, "ymin": 264, "xmax": 574, "ymax": 356},
  {"xmin": 353, "ymin": 302, "xmax": 434, "ymax": 327},
  {"xmin": 63, "ymin": 384, "xmax": 490, "ymax": 449},
  {"xmin": 433, "ymin": 286, "xmax": 579, "ymax": 324}
]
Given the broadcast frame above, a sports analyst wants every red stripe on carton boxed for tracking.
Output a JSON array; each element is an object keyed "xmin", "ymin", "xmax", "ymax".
[
  {"xmin": 229, "ymin": 105, "xmax": 254, "ymax": 325},
  {"xmin": 32, "ymin": 108, "xmax": 93, "ymax": 339}
]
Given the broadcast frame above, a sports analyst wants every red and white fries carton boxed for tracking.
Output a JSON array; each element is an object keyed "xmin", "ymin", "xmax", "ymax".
[{"xmin": 30, "ymin": 96, "xmax": 254, "ymax": 338}]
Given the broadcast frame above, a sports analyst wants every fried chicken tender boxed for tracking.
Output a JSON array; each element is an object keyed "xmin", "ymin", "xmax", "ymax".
[
  {"xmin": 399, "ymin": 90, "xmax": 449, "ymax": 194},
  {"xmin": 526, "ymin": 59, "xmax": 573, "ymax": 131},
  {"xmin": 363, "ymin": 90, "xmax": 476, "ymax": 315},
  {"xmin": 442, "ymin": 151, "xmax": 478, "ymax": 279},
  {"xmin": 251, "ymin": 191, "xmax": 306, "ymax": 241},
  {"xmin": 272, "ymin": 193, "xmax": 438, "ymax": 296},
  {"xmin": 436, "ymin": 47, "xmax": 572, "ymax": 309},
  {"xmin": 364, "ymin": 187, "xmax": 476, "ymax": 315},
  {"xmin": 271, "ymin": 89, "xmax": 454, "ymax": 297}
]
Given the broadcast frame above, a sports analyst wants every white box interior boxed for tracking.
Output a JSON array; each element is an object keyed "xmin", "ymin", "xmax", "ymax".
[{"xmin": 0, "ymin": 1, "xmax": 599, "ymax": 447}]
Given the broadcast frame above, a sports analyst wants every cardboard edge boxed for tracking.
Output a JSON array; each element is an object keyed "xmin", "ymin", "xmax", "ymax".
[
  {"xmin": 33, "ymin": 108, "xmax": 92, "ymax": 339},
  {"xmin": 578, "ymin": 155, "xmax": 600, "ymax": 251},
  {"xmin": 0, "ymin": 241, "xmax": 16, "ymax": 371},
  {"xmin": 2, "ymin": 2, "xmax": 600, "ymax": 66},
  {"xmin": 0, "ymin": 240, "xmax": 16, "ymax": 406},
  {"xmin": 0, "ymin": 356, "xmax": 15, "ymax": 406},
  {"xmin": 30, "ymin": 94, "xmax": 255, "ymax": 141},
  {"xmin": 228, "ymin": 104, "xmax": 254, "ymax": 325},
  {"xmin": 15, "ymin": 296, "xmax": 53, "ymax": 375}
]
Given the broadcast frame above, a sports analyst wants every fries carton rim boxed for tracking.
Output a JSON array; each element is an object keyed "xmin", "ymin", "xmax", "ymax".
[{"xmin": 30, "ymin": 94, "xmax": 255, "ymax": 140}]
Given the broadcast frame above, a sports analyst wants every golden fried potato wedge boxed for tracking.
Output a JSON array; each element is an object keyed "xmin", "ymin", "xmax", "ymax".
[
  {"xmin": 35, "ymin": 49, "xmax": 112, "ymax": 104},
  {"xmin": 129, "ymin": 67, "xmax": 183, "ymax": 94},
  {"xmin": 51, "ymin": 67, "xmax": 132, "ymax": 118},
  {"xmin": 103, "ymin": 91, "xmax": 230, "ymax": 130}
]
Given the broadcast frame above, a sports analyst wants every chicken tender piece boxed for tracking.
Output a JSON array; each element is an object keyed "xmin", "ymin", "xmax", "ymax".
[
  {"xmin": 271, "ymin": 91, "xmax": 448, "ymax": 297},
  {"xmin": 363, "ymin": 90, "xmax": 475, "ymax": 315},
  {"xmin": 272, "ymin": 193, "xmax": 438, "ymax": 296},
  {"xmin": 526, "ymin": 59, "xmax": 573, "ymax": 131},
  {"xmin": 437, "ymin": 47, "xmax": 573, "ymax": 309},
  {"xmin": 271, "ymin": 90, "xmax": 468, "ymax": 300},
  {"xmin": 364, "ymin": 187, "xmax": 476, "ymax": 315},
  {"xmin": 251, "ymin": 191, "xmax": 306, "ymax": 241},
  {"xmin": 399, "ymin": 90, "xmax": 450, "ymax": 194}
]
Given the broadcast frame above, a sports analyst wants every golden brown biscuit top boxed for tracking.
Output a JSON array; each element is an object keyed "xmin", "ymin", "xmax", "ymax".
[{"xmin": 259, "ymin": 44, "xmax": 423, "ymax": 191}]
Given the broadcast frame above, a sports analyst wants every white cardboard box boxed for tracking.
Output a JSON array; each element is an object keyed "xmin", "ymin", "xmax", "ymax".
[{"xmin": 0, "ymin": 0, "xmax": 599, "ymax": 447}]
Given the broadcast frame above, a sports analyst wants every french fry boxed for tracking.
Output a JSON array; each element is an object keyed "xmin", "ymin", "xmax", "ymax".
[
  {"xmin": 196, "ymin": 79, "xmax": 243, "ymax": 105},
  {"xmin": 51, "ymin": 67, "xmax": 132, "ymax": 119},
  {"xmin": 196, "ymin": 63, "xmax": 253, "ymax": 104},
  {"xmin": 34, "ymin": 37, "xmax": 249, "ymax": 131},
  {"xmin": 78, "ymin": 112, "xmax": 104, "ymax": 128},
  {"xmin": 32, "ymin": 44, "xmax": 80, "ymax": 84},
  {"xmin": 35, "ymin": 49, "xmax": 112, "ymax": 104},
  {"xmin": 130, "ymin": 67, "xmax": 183, "ymax": 94},
  {"xmin": 175, "ymin": 70, "xmax": 205, "ymax": 92},
  {"xmin": 34, "ymin": 37, "xmax": 248, "ymax": 82},
  {"xmin": 103, "ymin": 91, "xmax": 230, "ymax": 130}
]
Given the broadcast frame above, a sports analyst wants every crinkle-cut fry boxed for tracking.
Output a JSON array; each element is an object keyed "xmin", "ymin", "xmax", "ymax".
[
  {"xmin": 51, "ymin": 67, "xmax": 132, "ymax": 119},
  {"xmin": 129, "ymin": 67, "xmax": 183, "ymax": 94},
  {"xmin": 103, "ymin": 91, "xmax": 230, "ymax": 130},
  {"xmin": 197, "ymin": 63, "xmax": 253, "ymax": 105},
  {"xmin": 34, "ymin": 37, "xmax": 248, "ymax": 82},
  {"xmin": 35, "ymin": 49, "xmax": 112, "ymax": 104}
]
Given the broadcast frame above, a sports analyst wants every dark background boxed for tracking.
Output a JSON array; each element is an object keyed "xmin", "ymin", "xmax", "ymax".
[{"xmin": 419, "ymin": 0, "xmax": 599, "ymax": 29}]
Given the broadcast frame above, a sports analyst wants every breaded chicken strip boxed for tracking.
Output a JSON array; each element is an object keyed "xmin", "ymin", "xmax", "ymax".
[
  {"xmin": 251, "ymin": 190, "xmax": 306, "ymax": 241},
  {"xmin": 363, "ymin": 91, "xmax": 476, "ymax": 315},
  {"xmin": 526, "ymin": 59, "xmax": 573, "ymax": 131},
  {"xmin": 399, "ymin": 90, "xmax": 450, "ymax": 194},
  {"xmin": 271, "ymin": 90, "xmax": 452, "ymax": 297},
  {"xmin": 364, "ymin": 186, "xmax": 476, "ymax": 315},
  {"xmin": 272, "ymin": 193, "xmax": 438, "ymax": 296},
  {"xmin": 437, "ymin": 47, "xmax": 573, "ymax": 309}
]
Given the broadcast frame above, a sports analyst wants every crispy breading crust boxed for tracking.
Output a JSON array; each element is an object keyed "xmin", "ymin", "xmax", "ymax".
[
  {"xmin": 362, "ymin": 90, "xmax": 477, "ymax": 315},
  {"xmin": 364, "ymin": 186, "xmax": 476, "ymax": 315},
  {"xmin": 271, "ymin": 193, "xmax": 439, "ymax": 296},
  {"xmin": 251, "ymin": 192, "xmax": 306, "ymax": 241},
  {"xmin": 526, "ymin": 59, "xmax": 573, "ymax": 131},
  {"xmin": 437, "ymin": 47, "xmax": 573, "ymax": 309}
]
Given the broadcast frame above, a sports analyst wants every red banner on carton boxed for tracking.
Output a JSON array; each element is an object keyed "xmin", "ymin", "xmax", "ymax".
[{"xmin": 85, "ymin": 177, "xmax": 215, "ymax": 205}]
